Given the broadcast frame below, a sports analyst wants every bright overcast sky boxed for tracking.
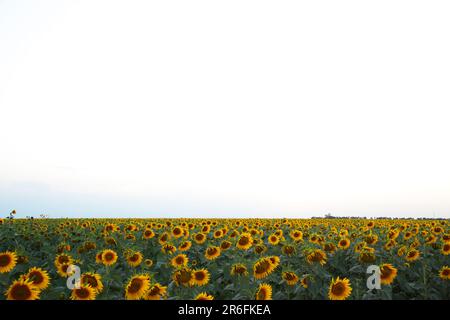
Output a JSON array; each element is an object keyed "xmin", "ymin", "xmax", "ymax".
[{"xmin": 1, "ymin": 1, "xmax": 449, "ymax": 219}]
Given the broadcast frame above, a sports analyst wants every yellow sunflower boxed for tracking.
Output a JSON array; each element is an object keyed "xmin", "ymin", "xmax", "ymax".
[
  {"xmin": 205, "ymin": 246, "xmax": 221, "ymax": 260},
  {"xmin": 253, "ymin": 257, "xmax": 275, "ymax": 279},
  {"xmin": 236, "ymin": 233, "xmax": 253, "ymax": 250},
  {"xmin": 195, "ymin": 292, "xmax": 214, "ymax": 300},
  {"xmin": 192, "ymin": 269, "xmax": 210, "ymax": 286},
  {"xmin": 255, "ymin": 283, "xmax": 272, "ymax": 300},
  {"xmin": 71, "ymin": 285, "xmax": 97, "ymax": 300},
  {"xmin": 125, "ymin": 274, "xmax": 151, "ymax": 300},
  {"xmin": 328, "ymin": 277, "xmax": 352, "ymax": 300},
  {"xmin": 101, "ymin": 249, "xmax": 118, "ymax": 266},
  {"xmin": 439, "ymin": 266, "xmax": 450, "ymax": 280},
  {"xmin": 405, "ymin": 249, "xmax": 420, "ymax": 262},
  {"xmin": 0, "ymin": 251, "xmax": 18, "ymax": 274},
  {"xmin": 268, "ymin": 234, "xmax": 280, "ymax": 245},
  {"xmin": 126, "ymin": 251, "xmax": 143, "ymax": 267},
  {"xmin": 145, "ymin": 283, "xmax": 167, "ymax": 300},
  {"xmin": 338, "ymin": 238, "xmax": 351, "ymax": 250},
  {"xmin": 193, "ymin": 233, "xmax": 206, "ymax": 244},
  {"xmin": 81, "ymin": 273, "xmax": 104, "ymax": 293},
  {"xmin": 379, "ymin": 263, "xmax": 398, "ymax": 285},
  {"xmin": 6, "ymin": 279, "xmax": 40, "ymax": 300},
  {"xmin": 306, "ymin": 249, "xmax": 327, "ymax": 266},
  {"xmin": 282, "ymin": 271, "xmax": 299, "ymax": 285},
  {"xmin": 23, "ymin": 267, "xmax": 51, "ymax": 290},
  {"xmin": 231, "ymin": 263, "xmax": 248, "ymax": 277},
  {"xmin": 179, "ymin": 241, "xmax": 192, "ymax": 251},
  {"xmin": 171, "ymin": 254, "xmax": 189, "ymax": 268},
  {"xmin": 172, "ymin": 268, "xmax": 194, "ymax": 287}
]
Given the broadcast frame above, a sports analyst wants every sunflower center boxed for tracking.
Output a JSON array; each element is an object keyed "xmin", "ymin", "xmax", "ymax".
[
  {"xmin": 257, "ymin": 288, "xmax": 267, "ymax": 299},
  {"xmin": 195, "ymin": 272, "xmax": 205, "ymax": 280},
  {"xmin": 104, "ymin": 253, "xmax": 114, "ymax": 261},
  {"xmin": 238, "ymin": 237, "xmax": 249, "ymax": 246},
  {"xmin": 29, "ymin": 271, "xmax": 44, "ymax": 284},
  {"xmin": 84, "ymin": 275, "xmax": 98, "ymax": 287},
  {"xmin": 0, "ymin": 254, "xmax": 12, "ymax": 267},
  {"xmin": 128, "ymin": 279, "xmax": 144, "ymax": 294},
  {"xmin": 11, "ymin": 284, "xmax": 32, "ymax": 300},
  {"xmin": 331, "ymin": 282, "xmax": 345, "ymax": 296},
  {"xmin": 76, "ymin": 288, "xmax": 90, "ymax": 299}
]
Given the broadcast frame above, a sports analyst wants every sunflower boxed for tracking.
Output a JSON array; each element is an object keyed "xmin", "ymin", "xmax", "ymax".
[
  {"xmin": 101, "ymin": 249, "xmax": 118, "ymax": 266},
  {"xmin": 173, "ymin": 268, "xmax": 194, "ymax": 287},
  {"xmin": 145, "ymin": 259, "xmax": 153, "ymax": 268},
  {"xmin": 126, "ymin": 251, "xmax": 143, "ymax": 267},
  {"xmin": 56, "ymin": 263, "xmax": 75, "ymax": 278},
  {"xmin": 81, "ymin": 273, "xmax": 104, "ymax": 293},
  {"xmin": 306, "ymin": 249, "xmax": 327, "ymax": 266},
  {"xmin": 159, "ymin": 232, "xmax": 171, "ymax": 245},
  {"xmin": 359, "ymin": 247, "xmax": 376, "ymax": 263},
  {"xmin": 23, "ymin": 267, "xmax": 51, "ymax": 290},
  {"xmin": 143, "ymin": 229, "xmax": 155, "ymax": 239},
  {"xmin": 231, "ymin": 263, "xmax": 248, "ymax": 276},
  {"xmin": 405, "ymin": 249, "xmax": 420, "ymax": 262},
  {"xmin": 161, "ymin": 243, "xmax": 177, "ymax": 255},
  {"xmin": 379, "ymin": 263, "xmax": 398, "ymax": 285},
  {"xmin": 95, "ymin": 251, "xmax": 103, "ymax": 264},
  {"xmin": 220, "ymin": 240, "xmax": 232, "ymax": 251},
  {"xmin": 144, "ymin": 283, "xmax": 167, "ymax": 300},
  {"xmin": 439, "ymin": 266, "xmax": 450, "ymax": 280},
  {"xmin": 172, "ymin": 226, "xmax": 184, "ymax": 238},
  {"xmin": 255, "ymin": 283, "xmax": 272, "ymax": 300},
  {"xmin": 253, "ymin": 257, "xmax": 274, "ymax": 279},
  {"xmin": 268, "ymin": 256, "xmax": 280, "ymax": 270},
  {"xmin": 125, "ymin": 274, "xmax": 151, "ymax": 300},
  {"xmin": 282, "ymin": 271, "xmax": 299, "ymax": 285},
  {"xmin": 338, "ymin": 238, "xmax": 351, "ymax": 250},
  {"xmin": 6, "ymin": 279, "xmax": 40, "ymax": 300},
  {"xmin": 236, "ymin": 233, "xmax": 253, "ymax": 250},
  {"xmin": 192, "ymin": 269, "xmax": 210, "ymax": 286},
  {"xmin": 0, "ymin": 251, "xmax": 18, "ymax": 273},
  {"xmin": 301, "ymin": 276, "xmax": 309, "ymax": 288},
  {"xmin": 323, "ymin": 242, "xmax": 337, "ymax": 253},
  {"xmin": 71, "ymin": 285, "xmax": 97, "ymax": 300},
  {"xmin": 268, "ymin": 234, "xmax": 280, "ymax": 245},
  {"xmin": 54, "ymin": 253, "xmax": 73, "ymax": 267},
  {"xmin": 441, "ymin": 243, "xmax": 450, "ymax": 255},
  {"xmin": 205, "ymin": 246, "xmax": 221, "ymax": 260},
  {"xmin": 179, "ymin": 241, "xmax": 192, "ymax": 251},
  {"xmin": 171, "ymin": 254, "xmax": 189, "ymax": 268},
  {"xmin": 193, "ymin": 233, "xmax": 207, "ymax": 244},
  {"xmin": 281, "ymin": 245, "xmax": 295, "ymax": 256},
  {"xmin": 290, "ymin": 230, "xmax": 303, "ymax": 242},
  {"xmin": 328, "ymin": 277, "xmax": 352, "ymax": 300},
  {"xmin": 195, "ymin": 292, "xmax": 214, "ymax": 300}
]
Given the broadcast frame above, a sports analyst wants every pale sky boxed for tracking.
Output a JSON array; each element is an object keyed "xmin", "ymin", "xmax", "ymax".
[{"xmin": 1, "ymin": 1, "xmax": 449, "ymax": 219}]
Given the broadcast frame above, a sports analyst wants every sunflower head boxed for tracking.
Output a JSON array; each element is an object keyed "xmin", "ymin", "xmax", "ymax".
[
  {"xmin": 71, "ymin": 285, "xmax": 97, "ymax": 300},
  {"xmin": 125, "ymin": 274, "xmax": 151, "ymax": 300},
  {"xmin": 101, "ymin": 249, "xmax": 118, "ymax": 266},
  {"xmin": 192, "ymin": 269, "xmax": 210, "ymax": 286},
  {"xmin": 195, "ymin": 292, "xmax": 214, "ymax": 300},
  {"xmin": 379, "ymin": 263, "xmax": 398, "ymax": 285},
  {"xmin": 439, "ymin": 266, "xmax": 450, "ymax": 280},
  {"xmin": 328, "ymin": 277, "xmax": 352, "ymax": 300},
  {"xmin": 24, "ymin": 267, "xmax": 51, "ymax": 290},
  {"xmin": 0, "ymin": 251, "xmax": 18, "ymax": 274},
  {"xmin": 255, "ymin": 283, "xmax": 272, "ymax": 300},
  {"xmin": 6, "ymin": 279, "xmax": 40, "ymax": 300},
  {"xmin": 81, "ymin": 273, "xmax": 104, "ymax": 293}
]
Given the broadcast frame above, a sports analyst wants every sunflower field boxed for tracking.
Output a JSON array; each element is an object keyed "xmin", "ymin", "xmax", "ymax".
[{"xmin": 0, "ymin": 218, "xmax": 449, "ymax": 300}]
